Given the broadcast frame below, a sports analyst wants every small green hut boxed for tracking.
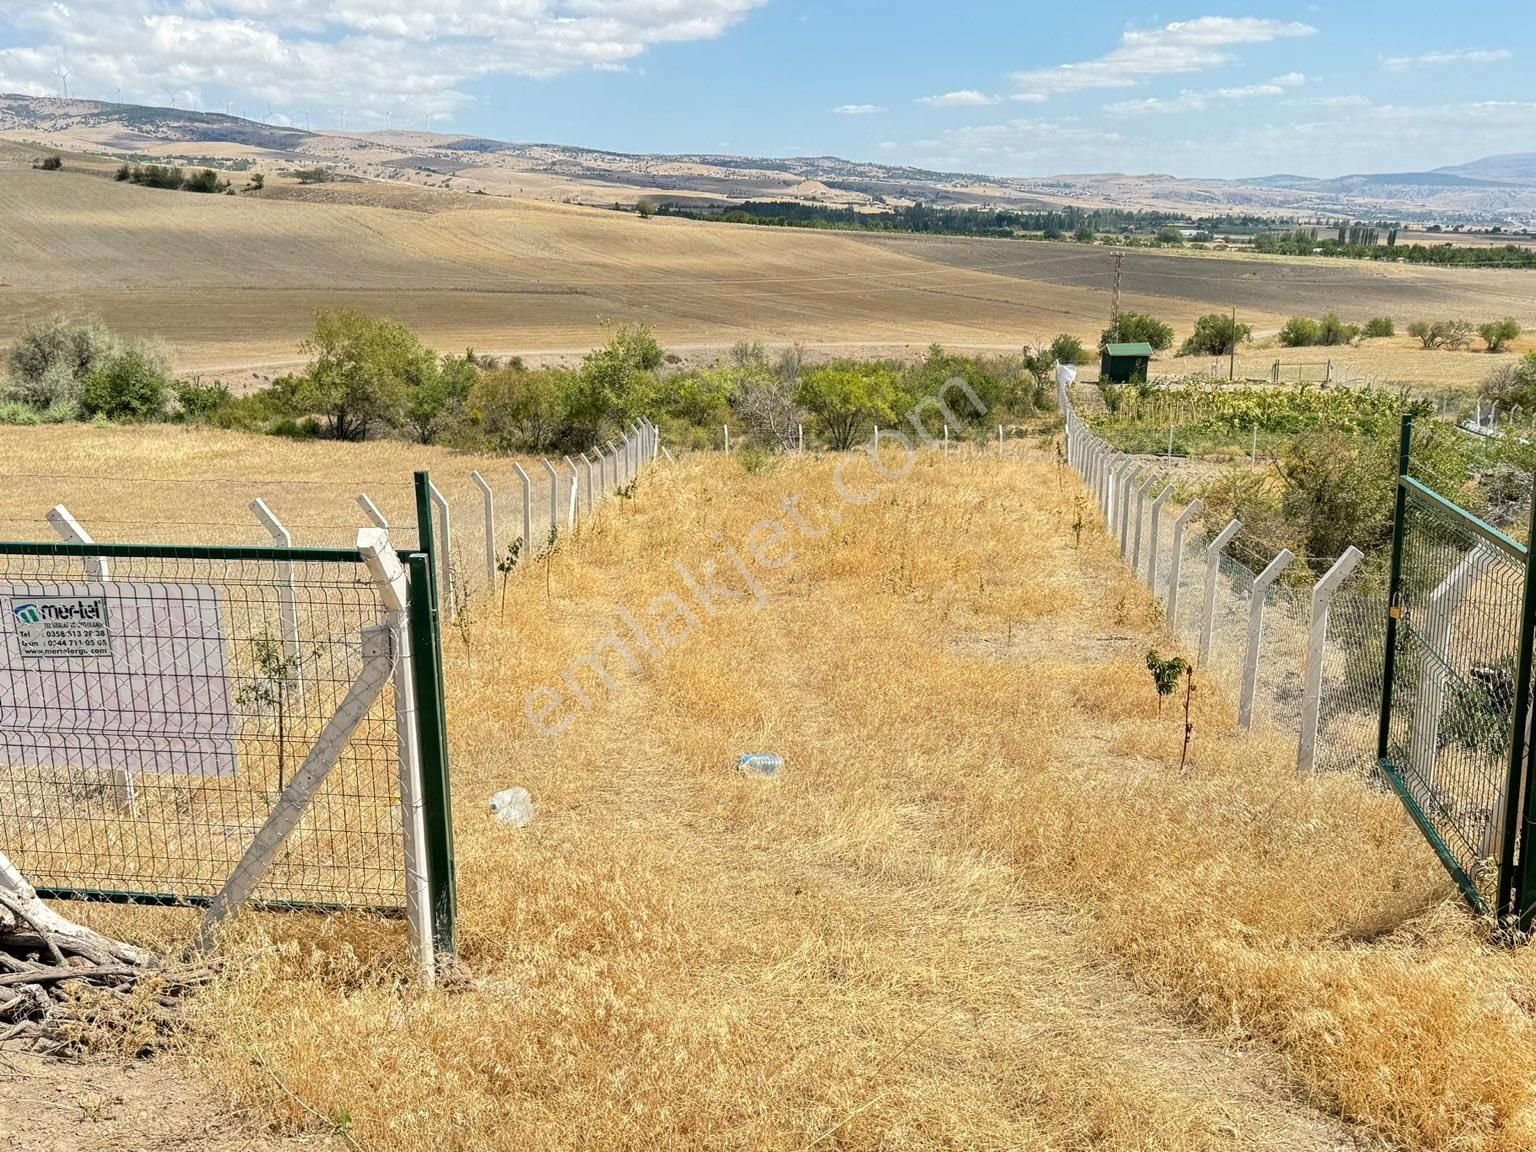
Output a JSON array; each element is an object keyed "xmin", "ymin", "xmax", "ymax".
[{"xmin": 1100, "ymin": 342, "xmax": 1153, "ymax": 384}]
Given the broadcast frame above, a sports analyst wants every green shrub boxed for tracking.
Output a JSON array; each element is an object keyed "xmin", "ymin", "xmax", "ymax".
[
  {"xmin": 34, "ymin": 155, "xmax": 63, "ymax": 171},
  {"xmin": 79, "ymin": 345, "xmax": 171, "ymax": 420},
  {"xmin": 1480, "ymin": 318, "xmax": 1521, "ymax": 353},
  {"xmin": 1049, "ymin": 334, "xmax": 1093, "ymax": 366},
  {"xmin": 1363, "ymin": 317, "xmax": 1395, "ymax": 338},
  {"xmin": 1178, "ymin": 313, "xmax": 1252, "ymax": 357},
  {"xmin": 1101, "ymin": 313, "xmax": 1174, "ymax": 352},
  {"xmin": 182, "ymin": 168, "xmax": 227, "ymax": 194},
  {"xmin": 1317, "ymin": 313, "xmax": 1361, "ymax": 346},
  {"xmin": 1279, "ymin": 317, "xmax": 1322, "ymax": 348},
  {"xmin": 5, "ymin": 315, "xmax": 118, "ymax": 408},
  {"xmin": 174, "ymin": 378, "xmax": 233, "ymax": 422},
  {"xmin": 0, "ymin": 402, "xmax": 43, "ymax": 426},
  {"xmin": 114, "ymin": 163, "xmax": 131, "ymax": 181}
]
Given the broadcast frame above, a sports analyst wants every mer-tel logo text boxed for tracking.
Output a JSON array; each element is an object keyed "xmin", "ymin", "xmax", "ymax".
[{"xmin": 14, "ymin": 599, "xmax": 104, "ymax": 624}]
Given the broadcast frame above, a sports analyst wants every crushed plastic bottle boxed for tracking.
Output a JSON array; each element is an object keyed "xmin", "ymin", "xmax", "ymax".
[
  {"xmin": 736, "ymin": 754, "xmax": 784, "ymax": 778},
  {"xmin": 489, "ymin": 787, "xmax": 535, "ymax": 828}
]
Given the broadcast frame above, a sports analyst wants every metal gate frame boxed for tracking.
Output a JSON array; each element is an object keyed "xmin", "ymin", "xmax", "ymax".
[
  {"xmin": 1379, "ymin": 415, "xmax": 1536, "ymax": 927},
  {"xmin": 0, "ymin": 471, "xmax": 458, "ymax": 972}
]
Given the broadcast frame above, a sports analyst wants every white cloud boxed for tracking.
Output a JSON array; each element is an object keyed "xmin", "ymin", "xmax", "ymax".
[
  {"xmin": 916, "ymin": 89, "xmax": 1001, "ymax": 108},
  {"xmin": 914, "ymin": 117, "xmax": 1122, "ymax": 172},
  {"xmin": 0, "ymin": 0, "xmax": 767, "ymax": 123},
  {"xmin": 834, "ymin": 104, "xmax": 886, "ymax": 116},
  {"xmin": 1382, "ymin": 48, "xmax": 1513, "ymax": 71},
  {"xmin": 1106, "ymin": 72, "xmax": 1306, "ymax": 116},
  {"xmin": 1012, "ymin": 17, "xmax": 1315, "ymax": 99}
]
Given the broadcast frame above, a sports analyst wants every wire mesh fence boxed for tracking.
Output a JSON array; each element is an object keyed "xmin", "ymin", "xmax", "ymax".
[
  {"xmin": 1382, "ymin": 491, "xmax": 1527, "ymax": 907},
  {"xmin": 1314, "ymin": 574, "xmax": 1388, "ymax": 775},
  {"xmin": 0, "ymin": 547, "xmax": 406, "ymax": 911}
]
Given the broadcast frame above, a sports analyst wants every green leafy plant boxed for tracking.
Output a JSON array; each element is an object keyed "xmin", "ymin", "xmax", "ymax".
[
  {"xmin": 1146, "ymin": 649, "xmax": 1189, "ymax": 714},
  {"xmin": 496, "ymin": 537, "xmax": 524, "ymax": 618},
  {"xmin": 236, "ymin": 633, "xmax": 305, "ymax": 792}
]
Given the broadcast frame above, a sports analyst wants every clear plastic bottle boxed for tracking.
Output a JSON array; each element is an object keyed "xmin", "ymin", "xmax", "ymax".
[
  {"xmin": 489, "ymin": 787, "xmax": 535, "ymax": 827},
  {"xmin": 736, "ymin": 754, "xmax": 784, "ymax": 777}
]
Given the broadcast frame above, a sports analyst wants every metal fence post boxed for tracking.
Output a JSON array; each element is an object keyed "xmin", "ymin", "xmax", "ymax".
[
  {"xmin": 1200, "ymin": 519, "xmax": 1244, "ymax": 668},
  {"xmin": 1146, "ymin": 484, "xmax": 1173, "ymax": 591},
  {"xmin": 1297, "ymin": 546, "xmax": 1365, "ymax": 772},
  {"xmin": 1505, "ymin": 481, "xmax": 1536, "ymax": 927},
  {"xmin": 1378, "ymin": 415, "xmax": 1415, "ymax": 763},
  {"xmin": 1238, "ymin": 549, "xmax": 1295, "ymax": 731},
  {"xmin": 470, "ymin": 472, "xmax": 496, "ymax": 583},
  {"xmin": 1166, "ymin": 498, "xmax": 1204, "ymax": 632},
  {"xmin": 404, "ymin": 549, "xmax": 457, "ymax": 969},
  {"xmin": 512, "ymin": 462, "xmax": 533, "ymax": 565}
]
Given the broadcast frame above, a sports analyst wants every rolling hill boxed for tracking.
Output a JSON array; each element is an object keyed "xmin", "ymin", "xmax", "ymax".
[{"xmin": 5, "ymin": 94, "xmax": 1536, "ymax": 225}]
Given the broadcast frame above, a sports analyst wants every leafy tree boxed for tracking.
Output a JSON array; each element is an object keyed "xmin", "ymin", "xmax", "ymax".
[
  {"xmin": 79, "ymin": 342, "xmax": 172, "ymax": 421},
  {"xmin": 1048, "ymin": 333, "xmax": 1092, "ymax": 366},
  {"xmin": 273, "ymin": 310, "xmax": 435, "ymax": 440},
  {"xmin": 5, "ymin": 315, "xmax": 119, "ymax": 410},
  {"xmin": 1154, "ymin": 226, "xmax": 1186, "ymax": 247},
  {"xmin": 293, "ymin": 167, "xmax": 332, "ymax": 184},
  {"xmin": 734, "ymin": 349, "xmax": 806, "ymax": 452},
  {"xmin": 567, "ymin": 325, "xmax": 664, "ymax": 441},
  {"xmin": 636, "ymin": 198, "xmax": 657, "ymax": 219},
  {"xmin": 1480, "ymin": 318, "xmax": 1521, "ymax": 353},
  {"xmin": 1408, "ymin": 320, "xmax": 1442, "ymax": 349},
  {"xmin": 470, "ymin": 366, "xmax": 572, "ymax": 452},
  {"xmin": 34, "ymin": 155, "xmax": 62, "ymax": 171},
  {"xmin": 404, "ymin": 353, "xmax": 477, "ymax": 445},
  {"xmin": 182, "ymin": 169, "xmax": 227, "ymax": 193},
  {"xmin": 795, "ymin": 361, "xmax": 903, "ymax": 449},
  {"xmin": 1100, "ymin": 312, "xmax": 1174, "ymax": 352},
  {"xmin": 1279, "ymin": 317, "xmax": 1322, "ymax": 348},
  {"xmin": 173, "ymin": 378, "xmax": 233, "ymax": 423},
  {"xmin": 1480, "ymin": 352, "xmax": 1536, "ymax": 415},
  {"xmin": 1317, "ymin": 313, "xmax": 1360, "ymax": 346},
  {"xmin": 1178, "ymin": 313, "xmax": 1251, "ymax": 357},
  {"xmin": 1363, "ymin": 317, "xmax": 1395, "ymax": 338},
  {"xmin": 1443, "ymin": 319, "xmax": 1476, "ymax": 351},
  {"xmin": 1073, "ymin": 223, "xmax": 1095, "ymax": 244},
  {"xmin": 248, "ymin": 172, "xmax": 265, "ymax": 191}
]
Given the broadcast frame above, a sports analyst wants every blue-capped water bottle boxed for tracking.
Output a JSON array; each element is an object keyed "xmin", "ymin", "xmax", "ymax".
[{"xmin": 736, "ymin": 754, "xmax": 784, "ymax": 777}]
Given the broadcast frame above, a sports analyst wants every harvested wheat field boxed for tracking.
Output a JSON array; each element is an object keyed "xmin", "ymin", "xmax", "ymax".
[{"xmin": 9, "ymin": 426, "xmax": 1536, "ymax": 1151}]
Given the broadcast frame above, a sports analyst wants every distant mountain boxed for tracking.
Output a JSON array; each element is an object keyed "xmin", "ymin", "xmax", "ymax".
[
  {"xmin": 1436, "ymin": 153, "xmax": 1536, "ymax": 186},
  {"xmin": 4, "ymin": 93, "xmax": 1536, "ymax": 226}
]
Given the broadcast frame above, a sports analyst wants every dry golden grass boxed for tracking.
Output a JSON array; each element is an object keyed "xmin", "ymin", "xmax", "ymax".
[{"xmin": 14, "ymin": 427, "xmax": 1536, "ymax": 1150}]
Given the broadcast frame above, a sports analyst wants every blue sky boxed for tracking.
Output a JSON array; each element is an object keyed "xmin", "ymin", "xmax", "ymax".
[{"xmin": 1, "ymin": 2, "xmax": 1531, "ymax": 178}]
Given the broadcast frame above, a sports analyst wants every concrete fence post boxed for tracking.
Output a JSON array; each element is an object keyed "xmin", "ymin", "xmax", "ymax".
[
  {"xmin": 1297, "ymin": 546, "xmax": 1365, "ymax": 772},
  {"xmin": 999, "ymin": 424, "xmax": 1005, "ymax": 455},
  {"xmin": 1199, "ymin": 519, "xmax": 1244, "ymax": 669},
  {"xmin": 46, "ymin": 504, "xmax": 109, "ymax": 581},
  {"xmin": 248, "ymin": 499, "xmax": 303, "ymax": 702},
  {"xmin": 724, "ymin": 425, "xmax": 731, "ymax": 454},
  {"xmin": 607, "ymin": 441, "xmax": 620, "ymax": 490},
  {"xmin": 581, "ymin": 452, "xmax": 595, "ymax": 515},
  {"xmin": 563, "ymin": 457, "xmax": 580, "ymax": 528},
  {"xmin": 1166, "ymin": 499, "xmax": 1204, "ymax": 633},
  {"xmin": 427, "ymin": 481, "xmax": 455, "ymax": 616},
  {"xmin": 357, "ymin": 494, "xmax": 389, "ymax": 531},
  {"xmin": 799, "ymin": 424, "xmax": 805, "ymax": 454},
  {"xmin": 512, "ymin": 462, "xmax": 533, "ymax": 565},
  {"xmin": 540, "ymin": 458, "xmax": 559, "ymax": 539},
  {"xmin": 1410, "ymin": 547, "xmax": 1491, "ymax": 788},
  {"xmin": 470, "ymin": 472, "xmax": 496, "ymax": 583},
  {"xmin": 1146, "ymin": 483, "xmax": 1174, "ymax": 591},
  {"xmin": 1131, "ymin": 474, "xmax": 1158, "ymax": 574},
  {"xmin": 1118, "ymin": 466, "xmax": 1141, "ymax": 556},
  {"xmin": 1239, "ymin": 549, "xmax": 1296, "ymax": 731}
]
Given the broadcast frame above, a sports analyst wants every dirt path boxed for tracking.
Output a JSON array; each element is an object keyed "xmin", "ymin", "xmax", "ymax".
[{"xmin": 1, "ymin": 1049, "xmax": 332, "ymax": 1151}]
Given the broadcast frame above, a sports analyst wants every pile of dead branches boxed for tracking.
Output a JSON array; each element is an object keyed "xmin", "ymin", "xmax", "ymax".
[{"xmin": 1, "ymin": 850, "xmax": 208, "ymax": 1053}]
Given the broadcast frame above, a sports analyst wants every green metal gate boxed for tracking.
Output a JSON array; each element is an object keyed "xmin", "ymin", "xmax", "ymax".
[
  {"xmin": 1379, "ymin": 417, "xmax": 1536, "ymax": 925},
  {"xmin": 0, "ymin": 471, "xmax": 456, "ymax": 961}
]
